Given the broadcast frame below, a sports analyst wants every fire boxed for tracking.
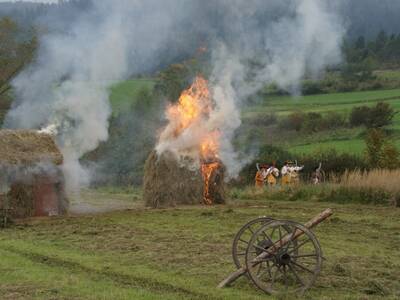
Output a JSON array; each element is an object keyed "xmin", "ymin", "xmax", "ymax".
[
  {"xmin": 201, "ymin": 162, "xmax": 220, "ymax": 205},
  {"xmin": 166, "ymin": 76, "xmax": 212, "ymax": 137},
  {"xmin": 161, "ymin": 75, "xmax": 222, "ymax": 205},
  {"xmin": 200, "ymin": 131, "xmax": 220, "ymax": 161}
]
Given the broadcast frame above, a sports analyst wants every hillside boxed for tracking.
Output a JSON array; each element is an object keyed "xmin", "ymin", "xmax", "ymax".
[
  {"xmin": 244, "ymin": 88, "xmax": 400, "ymax": 155},
  {"xmin": 109, "ymin": 79, "xmax": 156, "ymax": 115},
  {"xmin": 109, "ymin": 77, "xmax": 400, "ymax": 156}
]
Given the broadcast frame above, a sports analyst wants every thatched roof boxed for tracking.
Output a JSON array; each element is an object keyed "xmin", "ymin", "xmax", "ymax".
[{"xmin": 0, "ymin": 129, "xmax": 63, "ymax": 166}]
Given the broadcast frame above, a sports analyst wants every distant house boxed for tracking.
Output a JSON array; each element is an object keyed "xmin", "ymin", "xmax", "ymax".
[{"xmin": 0, "ymin": 129, "xmax": 67, "ymax": 218}]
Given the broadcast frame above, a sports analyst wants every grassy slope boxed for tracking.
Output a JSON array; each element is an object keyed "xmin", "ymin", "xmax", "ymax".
[
  {"xmin": 109, "ymin": 79, "xmax": 155, "ymax": 115},
  {"xmin": 245, "ymin": 88, "xmax": 400, "ymax": 155},
  {"xmin": 109, "ymin": 78, "xmax": 400, "ymax": 156},
  {"xmin": 1, "ymin": 193, "xmax": 399, "ymax": 299}
]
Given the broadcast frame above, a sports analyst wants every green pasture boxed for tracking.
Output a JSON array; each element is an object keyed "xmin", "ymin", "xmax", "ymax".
[
  {"xmin": 0, "ymin": 191, "xmax": 399, "ymax": 300},
  {"xmin": 108, "ymin": 78, "xmax": 400, "ymax": 155},
  {"xmin": 109, "ymin": 79, "xmax": 155, "ymax": 114},
  {"xmin": 247, "ymin": 88, "xmax": 400, "ymax": 155},
  {"xmin": 244, "ymin": 88, "xmax": 400, "ymax": 117}
]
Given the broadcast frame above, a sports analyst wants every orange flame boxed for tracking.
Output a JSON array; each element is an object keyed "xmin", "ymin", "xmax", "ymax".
[
  {"xmin": 201, "ymin": 162, "xmax": 220, "ymax": 205},
  {"xmin": 163, "ymin": 75, "xmax": 221, "ymax": 205},
  {"xmin": 166, "ymin": 76, "xmax": 212, "ymax": 137}
]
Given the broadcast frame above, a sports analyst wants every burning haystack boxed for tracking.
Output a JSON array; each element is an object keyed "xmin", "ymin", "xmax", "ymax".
[
  {"xmin": 143, "ymin": 76, "xmax": 226, "ymax": 208},
  {"xmin": 0, "ymin": 129, "xmax": 67, "ymax": 218}
]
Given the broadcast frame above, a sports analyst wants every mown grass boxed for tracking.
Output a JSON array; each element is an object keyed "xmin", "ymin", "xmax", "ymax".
[{"xmin": 1, "ymin": 191, "xmax": 399, "ymax": 299}]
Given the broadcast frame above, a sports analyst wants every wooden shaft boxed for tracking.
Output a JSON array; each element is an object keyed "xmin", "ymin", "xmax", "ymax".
[{"xmin": 217, "ymin": 208, "xmax": 333, "ymax": 288}]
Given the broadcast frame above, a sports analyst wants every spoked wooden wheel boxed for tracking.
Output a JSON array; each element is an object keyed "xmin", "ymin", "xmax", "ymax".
[
  {"xmin": 245, "ymin": 220, "xmax": 323, "ymax": 295},
  {"xmin": 232, "ymin": 217, "xmax": 274, "ymax": 269}
]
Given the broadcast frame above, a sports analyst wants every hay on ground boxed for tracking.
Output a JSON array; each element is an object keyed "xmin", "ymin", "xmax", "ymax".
[{"xmin": 143, "ymin": 150, "xmax": 225, "ymax": 208}]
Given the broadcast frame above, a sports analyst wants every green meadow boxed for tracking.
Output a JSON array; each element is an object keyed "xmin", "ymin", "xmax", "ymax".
[
  {"xmin": 1, "ymin": 191, "xmax": 399, "ymax": 300},
  {"xmin": 109, "ymin": 79, "xmax": 400, "ymax": 156}
]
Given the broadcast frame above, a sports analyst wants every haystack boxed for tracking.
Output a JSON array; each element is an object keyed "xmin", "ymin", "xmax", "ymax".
[
  {"xmin": 0, "ymin": 129, "xmax": 67, "ymax": 218},
  {"xmin": 143, "ymin": 150, "xmax": 225, "ymax": 208}
]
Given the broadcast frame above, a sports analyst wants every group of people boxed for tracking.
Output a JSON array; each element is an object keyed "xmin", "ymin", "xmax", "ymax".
[{"xmin": 255, "ymin": 161, "xmax": 304, "ymax": 188}]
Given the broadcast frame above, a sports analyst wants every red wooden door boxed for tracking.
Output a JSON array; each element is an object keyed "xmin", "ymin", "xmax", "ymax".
[{"xmin": 33, "ymin": 180, "xmax": 59, "ymax": 217}]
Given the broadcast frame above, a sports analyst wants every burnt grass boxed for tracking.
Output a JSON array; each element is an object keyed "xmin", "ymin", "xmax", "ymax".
[{"xmin": 0, "ymin": 194, "xmax": 399, "ymax": 299}]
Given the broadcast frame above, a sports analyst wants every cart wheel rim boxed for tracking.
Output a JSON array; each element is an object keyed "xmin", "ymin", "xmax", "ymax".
[
  {"xmin": 231, "ymin": 217, "xmax": 274, "ymax": 269},
  {"xmin": 245, "ymin": 220, "xmax": 323, "ymax": 295}
]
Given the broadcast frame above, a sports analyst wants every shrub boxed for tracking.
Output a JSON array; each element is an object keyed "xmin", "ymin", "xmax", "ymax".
[
  {"xmin": 238, "ymin": 145, "xmax": 291, "ymax": 186},
  {"xmin": 368, "ymin": 102, "xmax": 396, "ymax": 128},
  {"xmin": 246, "ymin": 113, "xmax": 277, "ymax": 127},
  {"xmin": 280, "ymin": 111, "xmax": 347, "ymax": 132},
  {"xmin": 299, "ymin": 149, "xmax": 367, "ymax": 179},
  {"xmin": 364, "ymin": 128, "xmax": 400, "ymax": 168},
  {"xmin": 324, "ymin": 112, "xmax": 347, "ymax": 129},
  {"xmin": 380, "ymin": 143, "xmax": 400, "ymax": 169},
  {"xmin": 365, "ymin": 128, "xmax": 385, "ymax": 167},
  {"xmin": 303, "ymin": 112, "xmax": 324, "ymax": 132},
  {"xmin": 301, "ymin": 80, "xmax": 324, "ymax": 95},
  {"xmin": 349, "ymin": 105, "xmax": 371, "ymax": 127},
  {"xmin": 349, "ymin": 102, "xmax": 396, "ymax": 128},
  {"xmin": 279, "ymin": 111, "xmax": 304, "ymax": 131}
]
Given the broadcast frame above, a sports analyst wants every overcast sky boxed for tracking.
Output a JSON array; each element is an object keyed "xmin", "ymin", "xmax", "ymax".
[{"xmin": 0, "ymin": 0, "xmax": 59, "ymax": 3}]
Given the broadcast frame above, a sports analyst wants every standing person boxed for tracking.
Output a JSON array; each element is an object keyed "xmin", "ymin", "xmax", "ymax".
[
  {"xmin": 311, "ymin": 162, "xmax": 323, "ymax": 184},
  {"xmin": 281, "ymin": 161, "xmax": 291, "ymax": 186},
  {"xmin": 290, "ymin": 161, "xmax": 304, "ymax": 185},
  {"xmin": 266, "ymin": 162, "xmax": 279, "ymax": 186},
  {"xmin": 255, "ymin": 163, "xmax": 268, "ymax": 188}
]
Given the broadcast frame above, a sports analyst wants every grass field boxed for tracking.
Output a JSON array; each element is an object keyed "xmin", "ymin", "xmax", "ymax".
[
  {"xmin": 244, "ymin": 88, "xmax": 400, "ymax": 155},
  {"xmin": 109, "ymin": 79, "xmax": 155, "ymax": 115},
  {"xmin": 1, "ymin": 191, "xmax": 399, "ymax": 299},
  {"xmin": 109, "ymin": 79, "xmax": 400, "ymax": 156}
]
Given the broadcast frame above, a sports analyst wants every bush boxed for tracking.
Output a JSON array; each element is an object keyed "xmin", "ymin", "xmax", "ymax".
[
  {"xmin": 301, "ymin": 80, "xmax": 324, "ymax": 95},
  {"xmin": 369, "ymin": 102, "xmax": 396, "ymax": 128},
  {"xmin": 349, "ymin": 102, "xmax": 396, "ymax": 128},
  {"xmin": 324, "ymin": 112, "xmax": 347, "ymax": 129},
  {"xmin": 246, "ymin": 113, "xmax": 277, "ymax": 127},
  {"xmin": 349, "ymin": 105, "xmax": 371, "ymax": 127},
  {"xmin": 299, "ymin": 149, "xmax": 368, "ymax": 179},
  {"xmin": 303, "ymin": 112, "xmax": 324, "ymax": 132},
  {"xmin": 238, "ymin": 145, "xmax": 291, "ymax": 186},
  {"xmin": 365, "ymin": 128, "xmax": 400, "ymax": 169},
  {"xmin": 237, "ymin": 146, "xmax": 367, "ymax": 186},
  {"xmin": 279, "ymin": 111, "xmax": 304, "ymax": 131},
  {"xmin": 280, "ymin": 111, "xmax": 347, "ymax": 132}
]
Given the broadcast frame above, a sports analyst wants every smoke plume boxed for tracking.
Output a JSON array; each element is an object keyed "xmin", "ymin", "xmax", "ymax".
[
  {"xmin": 4, "ymin": 0, "xmax": 345, "ymax": 188},
  {"xmin": 155, "ymin": 0, "xmax": 344, "ymax": 177}
]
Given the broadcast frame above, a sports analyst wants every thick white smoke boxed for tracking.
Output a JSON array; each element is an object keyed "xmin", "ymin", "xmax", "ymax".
[
  {"xmin": 4, "ymin": 1, "xmax": 174, "ymax": 193},
  {"xmin": 4, "ymin": 0, "xmax": 345, "ymax": 188},
  {"xmin": 156, "ymin": 0, "xmax": 344, "ymax": 178}
]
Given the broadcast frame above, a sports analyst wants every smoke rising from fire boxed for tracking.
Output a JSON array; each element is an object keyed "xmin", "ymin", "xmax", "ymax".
[
  {"xmin": 4, "ymin": 0, "xmax": 345, "ymax": 188},
  {"xmin": 156, "ymin": 0, "xmax": 344, "ymax": 178}
]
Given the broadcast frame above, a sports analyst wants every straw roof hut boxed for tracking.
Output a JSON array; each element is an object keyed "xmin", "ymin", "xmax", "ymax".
[{"xmin": 0, "ymin": 129, "xmax": 67, "ymax": 219}]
